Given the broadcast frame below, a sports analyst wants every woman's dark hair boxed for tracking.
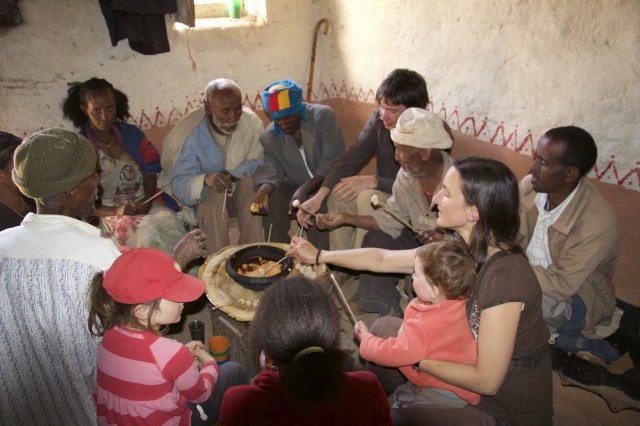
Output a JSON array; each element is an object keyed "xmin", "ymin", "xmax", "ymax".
[
  {"xmin": 88, "ymin": 272, "xmax": 163, "ymax": 337},
  {"xmin": 454, "ymin": 156, "xmax": 522, "ymax": 268},
  {"xmin": 62, "ymin": 77, "xmax": 130, "ymax": 128},
  {"xmin": 543, "ymin": 126, "xmax": 597, "ymax": 178},
  {"xmin": 0, "ymin": 131, "xmax": 22, "ymax": 170},
  {"xmin": 249, "ymin": 276, "xmax": 347, "ymax": 405},
  {"xmin": 376, "ymin": 68, "xmax": 429, "ymax": 108}
]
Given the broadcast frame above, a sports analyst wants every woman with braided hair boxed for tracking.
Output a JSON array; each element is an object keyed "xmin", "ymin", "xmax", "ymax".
[{"xmin": 62, "ymin": 77, "xmax": 186, "ymax": 254}]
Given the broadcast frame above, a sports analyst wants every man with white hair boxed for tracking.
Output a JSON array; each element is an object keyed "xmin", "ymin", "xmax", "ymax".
[
  {"xmin": 317, "ymin": 108, "xmax": 454, "ymax": 317},
  {"xmin": 166, "ymin": 78, "xmax": 264, "ymax": 253}
]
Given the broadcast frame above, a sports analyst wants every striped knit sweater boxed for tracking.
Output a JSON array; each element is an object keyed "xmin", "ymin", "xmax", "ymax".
[{"xmin": 93, "ymin": 326, "xmax": 219, "ymax": 425}]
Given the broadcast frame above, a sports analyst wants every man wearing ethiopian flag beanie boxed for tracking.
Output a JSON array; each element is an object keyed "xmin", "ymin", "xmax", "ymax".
[{"xmin": 252, "ymin": 79, "xmax": 345, "ymax": 250}]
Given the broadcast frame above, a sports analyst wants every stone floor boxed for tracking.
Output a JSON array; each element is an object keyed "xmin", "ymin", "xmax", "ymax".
[{"xmin": 168, "ymin": 273, "xmax": 640, "ymax": 425}]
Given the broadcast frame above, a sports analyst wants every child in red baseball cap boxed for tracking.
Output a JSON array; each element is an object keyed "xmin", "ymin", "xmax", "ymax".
[{"xmin": 88, "ymin": 248, "xmax": 249, "ymax": 425}]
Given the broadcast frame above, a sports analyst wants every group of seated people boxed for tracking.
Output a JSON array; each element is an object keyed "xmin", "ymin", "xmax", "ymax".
[{"xmin": 0, "ymin": 67, "xmax": 624, "ymax": 425}]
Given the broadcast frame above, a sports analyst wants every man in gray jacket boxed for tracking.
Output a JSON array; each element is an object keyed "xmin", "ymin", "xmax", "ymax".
[{"xmin": 252, "ymin": 80, "xmax": 345, "ymax": 249}]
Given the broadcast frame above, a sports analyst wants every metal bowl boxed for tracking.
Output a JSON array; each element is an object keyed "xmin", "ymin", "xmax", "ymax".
[{"xmin": 225, "ymin": 244, "xmax": 293, "ymax": 291}]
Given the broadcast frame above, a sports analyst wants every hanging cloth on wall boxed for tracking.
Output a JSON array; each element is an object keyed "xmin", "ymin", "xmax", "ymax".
[
  {"xmin": 0, "ymin": 0, "xmax": 23, "ymax": 27},
  {"xmin": 99, "ymin": 0, "xmax": 177, "ymax": 55}
]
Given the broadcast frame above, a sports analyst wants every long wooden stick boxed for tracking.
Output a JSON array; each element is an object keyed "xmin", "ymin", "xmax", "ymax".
[
  {"xmin": 306, "ymin": 18, "xmax": 329, "ymax": 102},
  {"xmin": 140, "ymin": 190, "xmax": 164, "ymax": 206},
  {"xmin": 371, "ymin": 195, "xmax": 418, "ymax": 235},
  {"xmin": 221, "ymin": 189, "xmax": 228, "ymax": 221},
  {"xmin": 330, "ymin": 272, "xmax": 357, "ymax": 325}
]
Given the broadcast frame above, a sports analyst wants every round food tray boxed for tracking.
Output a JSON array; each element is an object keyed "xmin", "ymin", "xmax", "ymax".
[{"xmin": 200, "ymin": 242, "xmax": 327, "ymax": 321}]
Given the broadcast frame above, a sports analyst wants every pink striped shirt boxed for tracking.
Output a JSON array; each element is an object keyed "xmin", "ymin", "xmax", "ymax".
[{"xmin": 93, "ymin": 326, "xmax": 219, "ymax": 425}]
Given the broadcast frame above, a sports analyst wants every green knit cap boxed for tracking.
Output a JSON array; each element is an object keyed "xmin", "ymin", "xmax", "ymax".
[{"xmin": 12, "ymin": 128, "xmax": 97, "ymax": 198}]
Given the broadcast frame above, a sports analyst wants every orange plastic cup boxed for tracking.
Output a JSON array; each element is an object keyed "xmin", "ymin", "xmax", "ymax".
[{"xmin": 209, "ymin": 335, "xmax": 230, "ymax": 364}]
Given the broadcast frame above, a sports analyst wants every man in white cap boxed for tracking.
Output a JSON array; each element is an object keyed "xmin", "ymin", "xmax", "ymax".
[
  {"xmin": 0, "ymin": 128, "xmax": 207, "ymax": 425},
  {"xmin": 317, "ymin": 108, "xmax": 454, "ymax": 317}
]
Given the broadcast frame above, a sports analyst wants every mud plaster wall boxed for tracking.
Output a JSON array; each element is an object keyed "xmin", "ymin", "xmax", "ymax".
[{"xmin": 1, "ymin": 0, "xmax": 638, "ymax": 190}]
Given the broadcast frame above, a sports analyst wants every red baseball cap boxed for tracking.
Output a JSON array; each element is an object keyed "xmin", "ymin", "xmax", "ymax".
[{"xmin": 104, "ymin": 248, "xmax": 205, "ymax": 304}]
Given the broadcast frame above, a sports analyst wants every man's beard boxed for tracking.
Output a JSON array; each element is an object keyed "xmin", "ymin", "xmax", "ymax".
[
  {"xmin": 212, "ymin": 115, "xmax": 239, "ymax": 135},
  {"xmin": 401, "ymin": 166, "xmax": 424, "ymax": 178}
]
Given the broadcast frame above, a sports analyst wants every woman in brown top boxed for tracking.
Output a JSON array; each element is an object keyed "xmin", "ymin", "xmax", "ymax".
[{"xmin": 288, "ymin": 156, "xmax": 552, "ymax": 425}]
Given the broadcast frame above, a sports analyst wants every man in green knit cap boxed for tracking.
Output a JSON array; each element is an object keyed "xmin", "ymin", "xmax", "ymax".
[{"xmin": 0, "ymin": 128, "xmax": 208, "ymax": 425}]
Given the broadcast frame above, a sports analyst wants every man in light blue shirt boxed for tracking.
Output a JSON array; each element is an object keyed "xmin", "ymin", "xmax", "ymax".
[{"xmin": 168, "ymin": 79, "xmax": 265, "ymax": 252}]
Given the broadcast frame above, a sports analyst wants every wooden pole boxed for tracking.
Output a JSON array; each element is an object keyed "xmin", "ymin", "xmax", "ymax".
[{"xmin": 306, "ymin": 18, "xmax": 329, "ymax": 102}]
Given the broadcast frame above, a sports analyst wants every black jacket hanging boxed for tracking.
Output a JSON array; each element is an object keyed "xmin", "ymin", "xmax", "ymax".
[{"xmin": 99, "ymin": 0, "xmax": 177, "ymax": 55}]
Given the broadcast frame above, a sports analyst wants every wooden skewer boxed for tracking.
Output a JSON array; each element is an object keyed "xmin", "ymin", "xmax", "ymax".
[
  {"xmin": 267, "ymin": 223, "xmax": 273, "ymax": 243},
  {"xmin": 330, "ymin": 272, "xmax": 358, "ymax": 325},
  {"xmin": 370, "ymin": 194, "xmax": 418, "ymax": 235},
  {"xmin": 221, "ymin": 189, "xmax": 228, "ymax": 221},
  {"xmin": 258, "ymin": 256, "xmax": 289, "ymax": 276},
  {"xmin": 140, "ymin": 190, "xmax": 164, "ymax": 206}
]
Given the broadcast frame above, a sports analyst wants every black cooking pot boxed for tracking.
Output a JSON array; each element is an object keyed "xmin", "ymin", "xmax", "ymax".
[{"xmin": 225, "ymin": 245, "xmax": 294, "ymax": 291}]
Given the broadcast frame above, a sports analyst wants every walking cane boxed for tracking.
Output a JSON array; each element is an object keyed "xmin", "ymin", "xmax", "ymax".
[{"xmin": 306, "ymin": 18, "xmax": 329, "ymax": 102}]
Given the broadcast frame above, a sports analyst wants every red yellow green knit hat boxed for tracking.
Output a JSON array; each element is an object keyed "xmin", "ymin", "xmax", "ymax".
[{"xmin": 262, "ymin": 79, "xmax": 303, "ymax": 119}]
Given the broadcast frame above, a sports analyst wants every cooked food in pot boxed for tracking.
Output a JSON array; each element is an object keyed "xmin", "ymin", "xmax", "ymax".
[{"xmin": 237, "ymin": 257, "xmax": 283, "ymax": 278}]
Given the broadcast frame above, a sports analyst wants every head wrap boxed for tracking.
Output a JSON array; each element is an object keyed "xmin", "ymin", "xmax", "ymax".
[
  {"xmin": 262, "ymin": 80, "xmax": 304, "ymax": 120},
  {"xmin": 12, "ymin": 128, "xmax": 97, "ymax": 198},
  {"xmin": 390, "ymin": 108, "xmax": 453, "ymax": 150}
]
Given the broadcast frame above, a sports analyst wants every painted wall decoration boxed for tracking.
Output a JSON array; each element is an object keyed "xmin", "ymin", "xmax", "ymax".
[{"xmin": 1, "ymin": 0, "xmax": 638, "ymax": 191}]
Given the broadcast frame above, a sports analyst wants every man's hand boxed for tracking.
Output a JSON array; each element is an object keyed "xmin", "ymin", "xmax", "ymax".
[
  {"xmin": 171, "ymin": 229, "xmax": 207, "ymax": 270},
  {"xmin": 296, "ymin": 195, "xmax": 323, "ymax": 229},
  {"xmin": 416, "ymin": 229, "xmax": 445, "ymax": 245},
  {"xmin": 289, "ymin": 186, "xmax": 309, "ymax": 216},
  {"xmin": 316, "ymin": 212, "xmax": 347, "ymax": 230},
  {"xmin": 332, "ymin": 176, "xmax": 377, "ymax": 202},
  {"xmin": 251, "ymin": 191, "xmax": 270, "ymax": 215},
  {"xmin": 134, "ymin": 198, "xmax": 153, "ymax": 215},
  {"xmin": 204, "ymin": 172, "xmax": 233, "ymax": 193},
  {"xmin": 114, "ymin": 204, "xmax": 138, "ymax": 216}
]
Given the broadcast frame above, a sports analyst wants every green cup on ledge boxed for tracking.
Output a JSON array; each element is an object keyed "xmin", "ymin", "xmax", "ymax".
[{"xmin": 229, "ymin": 0, "xmax": 241, "ymax": 18}]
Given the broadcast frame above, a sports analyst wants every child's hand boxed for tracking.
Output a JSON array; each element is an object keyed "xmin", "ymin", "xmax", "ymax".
[
  {"xmin": 192, "ymin": 347, "xmax": 215, "ymax": 366},
  {"xmin": 354, "ymin": 321, "xmax": 370, "ymax": 341},
  {"xmin": 186, "ymin": 340, "xmax": 206, "ymax": 353}
]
